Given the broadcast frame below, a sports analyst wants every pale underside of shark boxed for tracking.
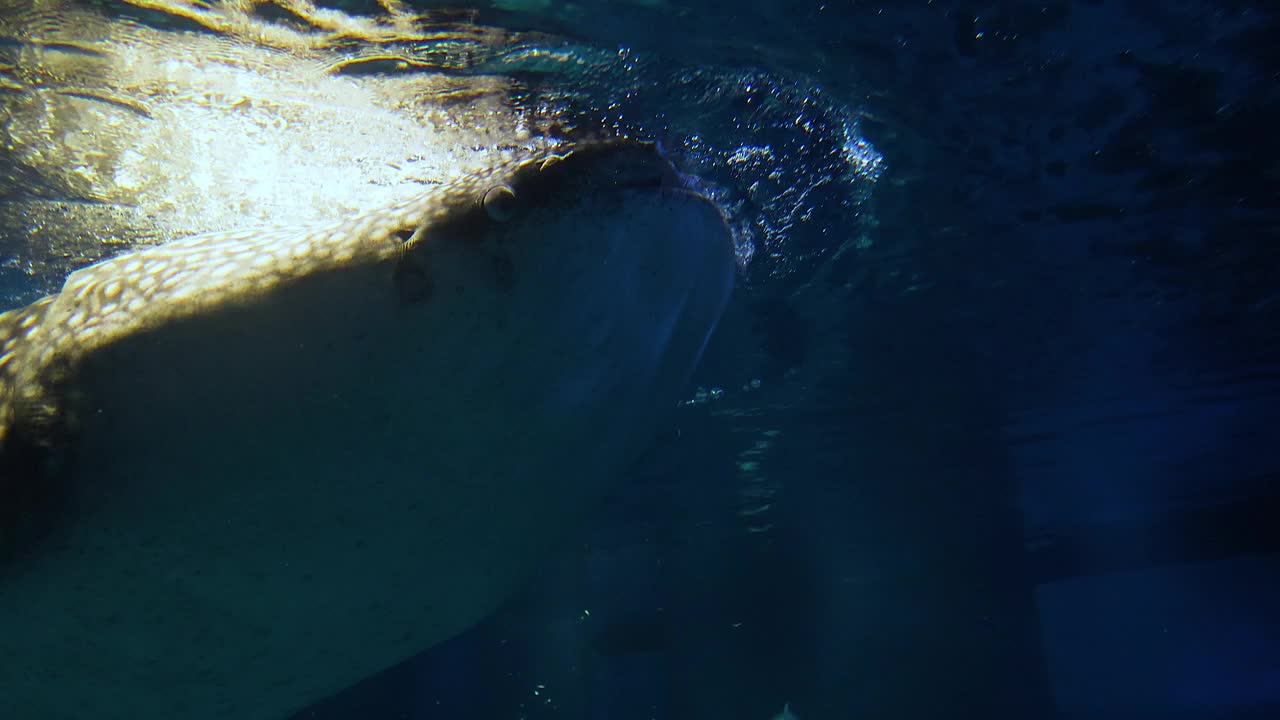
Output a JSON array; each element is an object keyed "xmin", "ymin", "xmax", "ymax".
[{"xmin": 0, "ymin": 3, "xmax": 737, "ymax": 717}]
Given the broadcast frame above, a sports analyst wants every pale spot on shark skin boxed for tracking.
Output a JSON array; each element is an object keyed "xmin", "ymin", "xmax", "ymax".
[
  {"xmin": 207, "ymin": 261, "xmax": 239, "ymax": 279},
  {"xmin": 70, "ymin": 279, "xmax": 100, "ymax": 302},
  {"xmin": 247, "ymin": 252, "xmax": 277, "ymax": 271}
]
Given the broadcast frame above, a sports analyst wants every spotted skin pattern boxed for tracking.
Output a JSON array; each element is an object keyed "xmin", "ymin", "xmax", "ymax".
[{"xmin": 0, "ymin": 146, "xmax": 540, "ymax": 458}]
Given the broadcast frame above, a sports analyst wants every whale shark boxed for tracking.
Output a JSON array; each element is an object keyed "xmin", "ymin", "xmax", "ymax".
[
  {"xmin": 0, "ymin": 137, "xmax": 735, "ymax": 717},
  {"xmin": 0, "ymin": 4, "xmax": 736, "ymax": 716}
]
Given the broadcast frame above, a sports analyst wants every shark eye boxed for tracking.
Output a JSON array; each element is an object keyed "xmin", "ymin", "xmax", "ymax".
[{"xmin": 481, "ymin": 185, "xmax": 517, "ymax": 223}]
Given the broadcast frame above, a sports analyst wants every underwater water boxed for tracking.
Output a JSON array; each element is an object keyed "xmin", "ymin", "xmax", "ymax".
[{"xmin": 1, "ymin": 1, "xmax": 1277, "ymax": 719}]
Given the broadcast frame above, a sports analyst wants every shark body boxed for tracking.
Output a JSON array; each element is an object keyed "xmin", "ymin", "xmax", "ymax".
[{"xmin": 0, "ymin": 140, "xmax": 735, "ymax": 719}]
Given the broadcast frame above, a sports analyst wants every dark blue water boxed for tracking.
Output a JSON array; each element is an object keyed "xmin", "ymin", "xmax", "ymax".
[{"xmin": 4, "ymin": 1, "xmax": 1278, "ymax": 718}]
